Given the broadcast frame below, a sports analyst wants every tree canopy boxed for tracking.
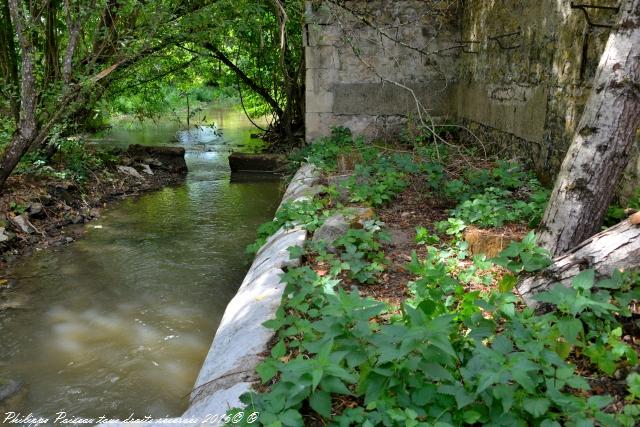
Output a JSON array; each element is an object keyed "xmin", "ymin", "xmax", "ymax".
[{"xmin": 0, "ymin": 0, "xmax": 305, "ymax": 189}]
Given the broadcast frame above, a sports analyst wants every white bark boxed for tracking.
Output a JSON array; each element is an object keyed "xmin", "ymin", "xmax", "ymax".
[
  {"xmin": 518, "ymin": 218, "xmax": 640, "ymax": 307},
  {"xmin": 537, "ymin": 0, "xmax": 640, "ymax": 257}
]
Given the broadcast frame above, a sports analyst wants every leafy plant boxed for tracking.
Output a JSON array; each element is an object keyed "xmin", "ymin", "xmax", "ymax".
[
  {"xmin": 492, "ymin": 231, "xmax": 552, "ymax": 273},
  {"xmin": 246, "ymin": 198, "xmax": 329, "ymax": 255}
]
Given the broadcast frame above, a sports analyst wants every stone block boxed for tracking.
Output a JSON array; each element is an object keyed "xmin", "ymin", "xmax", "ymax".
[
  {"xmin": 306, "ymin": 46, "xmax": 340, "ymax": 69},
  {"xmin": 306, "ymin": 91, "xmax": 334, "ymax": 113},
  {"xmin": 306, "ymin": 68, "xmax": 338, "ymax": 93},
  {"xmin": 332, "ymin": 82, "xmax": 455, "ymax": 116},
  {"xmin": 464, "ymin": 226, "xmax": 525, "ymax": 258},
  {"xmin": 307, "ymin": 23, "xmax": 343, "ymax": 47}
]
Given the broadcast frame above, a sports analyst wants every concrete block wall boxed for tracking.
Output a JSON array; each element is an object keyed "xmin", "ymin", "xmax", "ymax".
[
  {"xmin": 304, "ymin": 0, "xmax": 461, "ymax": 141},
  {"xmin": 305, "ymin": 0, "xmax": 639, "ymax": 201}
]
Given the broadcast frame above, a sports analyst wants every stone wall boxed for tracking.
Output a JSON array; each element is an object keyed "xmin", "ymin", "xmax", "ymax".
[
  {"xmin": 305, "ymin": 0, "xmax": 461, "ymax": 141},
  {"xmin": 305, "ymin": 0, "xmax": 639, "ymax": 201},
  {"xmin": 457, "ymin": 0, "xmax": 619, "ymax": 181}
]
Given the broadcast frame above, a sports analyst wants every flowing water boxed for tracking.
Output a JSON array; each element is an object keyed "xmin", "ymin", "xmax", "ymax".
[{"xmin": 0, "ymin": 106, "xmax": 282, "ymax": 421}]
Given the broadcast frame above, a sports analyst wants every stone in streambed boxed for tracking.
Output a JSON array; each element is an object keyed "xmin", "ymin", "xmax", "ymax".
[
  {"xmin": 228, "ymin": 152, "xmax": 287, "ymax": 173},
  {"xmin": 126, "ymin": 145, "xmax": 187, "ymax": 174},
  {"xmin": 0, "ymin": 228, "xmax": 14, "ymax": 244},
  {"xmin": 0, "ymin": 379, "xmax": 27, "ymax": 413},
  {"xmin": 140, "ymin": 164, "xmax": 154, "ymax": 175}
]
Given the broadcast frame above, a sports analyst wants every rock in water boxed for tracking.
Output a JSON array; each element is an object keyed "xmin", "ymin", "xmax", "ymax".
[
  {"xmin": 140, "ymin": 164, "xmax": 154, "ymax": 175},
  {"xmin": 0, "ymin": 379, "xmax": 23, "ymax": 402},
  {"xmin": 0, "ymin": 228, "xmax": 12, "ymax": 243},
  {"xmin": 126, "ymin": 145, "xmax": 187, "ymax": 174},
  {"xmin": 228, "ymin": 153, "xmax": 287, "ymax": 173}
]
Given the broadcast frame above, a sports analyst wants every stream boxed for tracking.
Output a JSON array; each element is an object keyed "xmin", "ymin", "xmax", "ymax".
[{"xmin": 0, "ymin": 106, "xmax": 282, "ymax": 420}]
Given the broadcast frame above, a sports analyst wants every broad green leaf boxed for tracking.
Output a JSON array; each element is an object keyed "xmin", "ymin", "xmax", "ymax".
[
  {"xmin": 271, "ymin": 340, "xmax": 287, "ymax": 359},
  {"xmin": 556, "ymin": 318, "xmax": 583, "ymax": 345},
  {"xmin": 572, "ymin": 269, "xmax": 595, "ymax": 291},
  {"xmin": 523, "ymin": 397, "xmax": 551, "ymax": 418},
  {"xmin": 309, "ymin": 390, "xmax": 332, "ymax": 418}
]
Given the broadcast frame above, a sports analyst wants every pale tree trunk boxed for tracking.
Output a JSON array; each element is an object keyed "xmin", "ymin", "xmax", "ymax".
[
  {"xmin": 518, "ymin": 216, "xmax": 640, "ymax": 307},
  {"xmin": 0, "ymin": 0, "xmax": 38, "ymax": 190},
  {"xmin": 537, "ymin": 0, "xmax": 640, "ymax": 257}
]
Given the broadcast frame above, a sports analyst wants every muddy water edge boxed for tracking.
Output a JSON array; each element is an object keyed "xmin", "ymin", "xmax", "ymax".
[{"xmin": 0, "ymin": 107, "xmax": 283, "ymax": 420}]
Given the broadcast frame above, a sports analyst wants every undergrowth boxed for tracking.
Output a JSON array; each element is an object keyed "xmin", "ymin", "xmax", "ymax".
[
  {"xmin": 15, "ymin": 137, "xmax": 119, "ymax": 183},
  {"xmin": 237, "ymin": 127, "xmax": 639, "ymax": 426}
]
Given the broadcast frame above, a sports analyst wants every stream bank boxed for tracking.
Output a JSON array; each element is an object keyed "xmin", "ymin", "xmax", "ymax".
[
  {"xmin": 0, "ymin": 145, "xmax": 187, "ymax": 273},
  {"xmin": 0, "ymin": 106, "xmax": 284, "ymax": 420}
]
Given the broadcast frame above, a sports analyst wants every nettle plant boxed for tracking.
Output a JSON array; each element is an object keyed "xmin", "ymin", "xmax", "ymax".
[
  {"xmin": 443, "ymin": 162, "xmax": 550, "ymax": 228},
  {"xmin": 230, "ymin": 229, "xmax": 640, "ymax": 426},
  {"xmin": 311, "ymin": 220, "xmax": 390, "ymax": 284},
  {"xmin": 246, "ymin": 198, "xmax": 329, "ymax": 255}
]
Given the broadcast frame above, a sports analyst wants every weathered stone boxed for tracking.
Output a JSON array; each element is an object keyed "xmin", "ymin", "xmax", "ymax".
[
  {"xmin": 127, "ymin": 144, "xmax": 187, "ymax": 174},
  {"xmin": 0, "ymin": 379, "xmax": 28, "ymax": 414},
  {"xmin": 116, "ymin": 165, "xmax": 143, "ymax": 179},
  {"xmin": 140, "ymin": 164, "xmax": 154, "ymax": 175},
  {"xmin": 347, "ymin": 207, "xmax": 376, "ymax": 228},
  {"xmin": 9, "ymin": 215, "xmax": 33, "ymax": 234},
  {"xmin": 27, "ymin": 202, "xmax": 44, "ymax": 219},
  {"xmin": 0, "ymin": 379, "xmax": 24, "ymax": 405},
  {"xmin": 228, "ymin": 152, "xmax": 287, "ymax": 173},
  {"xmin": 190, "ymin": 267, "xmax": 286, "ymax": 404},
  {"xmin": 0, "ymin": 228, "xmax": 13, "ymax": 244},
  {"xmin": 313, "ymin": 214, "xmax": 350, "ymax": 247}
]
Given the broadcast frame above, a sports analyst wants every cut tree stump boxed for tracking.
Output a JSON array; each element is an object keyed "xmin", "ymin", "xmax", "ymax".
[{"xmin": 517, "ymin": 219, "xmax": 640, "ymax": 307}]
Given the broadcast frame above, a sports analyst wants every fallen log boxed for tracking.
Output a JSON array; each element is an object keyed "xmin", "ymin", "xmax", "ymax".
[{"xmin": 517, "ymin": 217, "xmax": 640, "ymax": 307}]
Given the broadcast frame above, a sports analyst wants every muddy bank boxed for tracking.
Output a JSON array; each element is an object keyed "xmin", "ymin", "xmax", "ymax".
[{"xmin": 0, "ymin": 145, "xmax": 187, "ymax": 273}]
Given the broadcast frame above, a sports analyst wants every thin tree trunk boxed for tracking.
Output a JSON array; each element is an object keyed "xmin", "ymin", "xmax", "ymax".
[
  {"xmin": 202, "ymin": 42, "xmax": 285, "ymax": 119},
  {"xmin": 0, "ymin": 0, "xmax": 19, "ymax": 122},
  {"xmin": 0, "ymin": 0, "xmax": 38, "ymax": 189},
  {"xmin": 537, "ymin": 0, "xmax": 640, "ymax": 257},
  {"xmin": 518, "ymin": 218, "xmax": 640, "ymax": 307}
]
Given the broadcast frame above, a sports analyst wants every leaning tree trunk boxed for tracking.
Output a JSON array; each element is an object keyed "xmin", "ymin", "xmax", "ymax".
[
  {"xmin": 537, "ymin": 0, "xmax": 640, "ymax": 257},
  {"xmin": 518, "ymin": 215, "xmax": 640, "ymax": 307}
]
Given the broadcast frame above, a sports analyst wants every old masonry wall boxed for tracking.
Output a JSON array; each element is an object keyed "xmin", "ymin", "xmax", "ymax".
[{"xmin": 305, "ymin": 0, "xmax": 639, "ymax": 201}]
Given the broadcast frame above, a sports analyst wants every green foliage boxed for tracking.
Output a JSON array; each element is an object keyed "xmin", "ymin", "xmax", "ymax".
[
  {"xmin": 415, "ymin": 227, "xmax": 440, "ymax": 245},
  {"xmin": 14, "ymin": 138, "xmax": 118, "ymax": 183},
  {"xmin": 436, "ymin": 218, "xmax": 467, "ymax": 236},
  {"xmin": 9, "ymin": 202, "xmax": 27, "ymax": 215},
  {"xmin": 605, "ymin": 187, "xmax": 640, "ymax": 227},
  {"xmin": 236, "ymin": 135, "xmax": 638, "ymax": 427},
  {"xmin": 310, "ymin": 220, "xmax": 390, "ymax": 284},
  {"xmin": 246, "ymin": 198, "xmax": 328, "ymax": 255},
  {"xmin": 346, "ymin": 164, "xmax": 408, "ymax": 207},
  {"xmin": 291, "ymin": 127, "xmax": 366, "ymax": 171},
  {"xmin": 492, "ymin": 231, "xmax": 552, "ymax": 273},
  {"xmin": 445, "ymin": 162, "xmax": 550, "ymax": 228},
  {"xmin": 233, "ymin": 228, "xmax": 639, "ymax": 426}
]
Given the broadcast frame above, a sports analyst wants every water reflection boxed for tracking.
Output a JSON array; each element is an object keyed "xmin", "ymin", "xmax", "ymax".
[{"xmin": 0, "ymin": 106, "xmax": 281, "ymax": 419}]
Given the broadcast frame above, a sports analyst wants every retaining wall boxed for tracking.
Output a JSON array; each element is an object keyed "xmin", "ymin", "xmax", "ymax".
[{"xmin": 305, "ymin": 0, "xmax": 639, "ymax": 202}]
